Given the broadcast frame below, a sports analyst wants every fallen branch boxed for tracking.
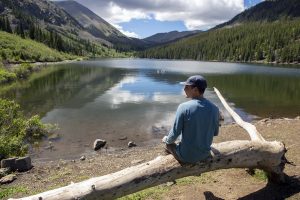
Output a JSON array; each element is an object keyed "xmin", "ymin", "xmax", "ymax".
[
  {"xmin": 10, "ymin": 88, "xmax": 287, "ymax": 200},
  {"xmin": 214, "ymin": 87, "xmax": 265, "ymax": 141}
]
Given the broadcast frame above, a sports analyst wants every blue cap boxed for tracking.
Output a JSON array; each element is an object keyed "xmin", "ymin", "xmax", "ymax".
[{"xmin": 180, "ymin": 75, "xmax": 207, "ymax": 89}]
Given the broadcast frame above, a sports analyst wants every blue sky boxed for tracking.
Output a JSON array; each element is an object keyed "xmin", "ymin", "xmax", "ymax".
[
  {"xmin": 66, "ymin": 0, "xmax": 263, "ymax": 38},
  {"xmin": 244, "ymin": 0, "xmax": 264, "ymax": 8}
]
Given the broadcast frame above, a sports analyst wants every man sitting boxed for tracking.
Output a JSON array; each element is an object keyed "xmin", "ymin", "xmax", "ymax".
[{"xmin": 162, "ymin": 75, "xmax": 219, "ymax": 163}]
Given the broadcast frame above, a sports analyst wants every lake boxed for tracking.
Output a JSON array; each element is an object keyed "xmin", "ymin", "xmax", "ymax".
[{"xmin": 1, "ymin": 59, "xmax": 300, "ymax": 161}]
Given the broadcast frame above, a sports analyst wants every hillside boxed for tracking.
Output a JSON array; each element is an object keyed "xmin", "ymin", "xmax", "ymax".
[
  {"xmin": 215, "ymin": 0, "xmax": 300, "ymax": 29},
  {"xmin": 143, "ymin": 30, "xmax": 201, "ymax": 45},
  {"xmin": 0, "ymin": 0, "xmax": 124, "ymax": 57},
  {"xmin": 55, "ymin": 0, "xmax": 149, "ymax": 50},
  {"xmin": 0, "ymin": 31, "xmax": 75, "ymax": 63},
  {"xmin": 138, "ymin": 0, "xmax": 300, "ymax": 64},
  {"xmin": 138, "ymin": 20, "xmax": 300, "ymax": 64}
]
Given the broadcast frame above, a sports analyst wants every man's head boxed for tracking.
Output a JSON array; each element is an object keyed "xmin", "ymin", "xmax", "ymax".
[{"xmin": 180, "ymin": 75, "xmax": 207, "ymax": 98}]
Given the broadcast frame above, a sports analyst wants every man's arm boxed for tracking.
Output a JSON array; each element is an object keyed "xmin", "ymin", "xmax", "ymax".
[
  {"xmin": 163, "ymin": 104, "xmax": 184, "ymax": 144},
  {"xmin": 214, "ymin": 108, "xmax": 220, "ymax": 136}
]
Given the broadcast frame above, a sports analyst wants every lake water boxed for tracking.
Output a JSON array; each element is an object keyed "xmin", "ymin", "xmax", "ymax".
[{"xmin": 1, "ymin": 59, "xmax": 300, "ymax": 161}]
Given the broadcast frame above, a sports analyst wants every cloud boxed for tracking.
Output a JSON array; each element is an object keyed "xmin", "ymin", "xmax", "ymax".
[
  {"xmin": 76, "ymin": 0, "xmax": 244, "ymax": 30},
  {"xmin": 111, "ymin": 23, "xmax": 140, "ymax": 38}
]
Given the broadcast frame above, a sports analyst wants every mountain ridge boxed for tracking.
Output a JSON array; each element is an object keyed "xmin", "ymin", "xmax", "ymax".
[
  {"xmin": 143, "ymin": 30, "xmax": 202, "ymax": 45},
  {"xmin": 138, "ymin": 0, "xmax": 300, "ymax": 64},
  {"xmin": 214, "ymin": 0, "xmax": 300, "ymax": 29},
  {"xmin": 54, "ymin": 0, "xmax": 205, "ymax": 50}
]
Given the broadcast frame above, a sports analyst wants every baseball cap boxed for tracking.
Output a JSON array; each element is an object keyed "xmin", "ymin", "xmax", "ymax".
[{"xmin": 180, "ymin": 75, "xmax": 207, "ymax": 89}]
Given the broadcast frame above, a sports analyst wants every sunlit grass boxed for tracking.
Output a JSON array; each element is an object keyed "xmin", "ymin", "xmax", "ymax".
[{"xmin": 0, "ymin": 186, "xmax": 28, "ymax": 199}]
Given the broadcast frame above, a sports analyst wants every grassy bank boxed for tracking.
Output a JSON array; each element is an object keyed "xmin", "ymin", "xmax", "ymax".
[
  {"xmin": 0, "ymin": 30, "xmax": 79, "ymax": 84},
  {"xmin": 0, "ymin": 31, "xmax": 76, "ymax": 63},
  {"xmin": 0, "ymin": 30, "xmax": 132, "ymax": 85}
]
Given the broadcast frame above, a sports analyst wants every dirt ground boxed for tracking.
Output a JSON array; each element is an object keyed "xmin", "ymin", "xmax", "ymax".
[{"xmin": 1, "ymin": 117, "xmax": 300, "ymax": 200}]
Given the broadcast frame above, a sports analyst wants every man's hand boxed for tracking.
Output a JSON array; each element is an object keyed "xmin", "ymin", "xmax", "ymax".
[{"xmin": 162, "ymin": 136, "xmax": 167, "ymax": 143}]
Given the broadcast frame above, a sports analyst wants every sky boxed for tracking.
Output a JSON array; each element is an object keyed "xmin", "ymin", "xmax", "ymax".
[{"xmin": 55, "ymin": 0, "xmax": 263, "ymax": 39}]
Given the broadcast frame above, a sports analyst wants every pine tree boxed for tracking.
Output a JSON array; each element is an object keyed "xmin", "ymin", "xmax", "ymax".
[
  {"xmin": 0, "ymin": 17, "xmax": 4, "ymax": 31},
  {"xmin": 15, "ymin": 22, "xmax": 25, "ymax": 38},
  {"xmin": 4, "ymin": 17, "xmax": 12, "ymax": 33}
]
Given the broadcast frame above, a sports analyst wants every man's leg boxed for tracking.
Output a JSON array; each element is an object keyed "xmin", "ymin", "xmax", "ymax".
[{"xmin": 165, "ymin": 143, "xmax": 183, "ymax": 163}]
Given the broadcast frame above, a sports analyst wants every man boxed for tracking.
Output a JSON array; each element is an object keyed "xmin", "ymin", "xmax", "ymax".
[{"xmin": 162, "ymin": 75, "xmax": 219, "ymax": 163}]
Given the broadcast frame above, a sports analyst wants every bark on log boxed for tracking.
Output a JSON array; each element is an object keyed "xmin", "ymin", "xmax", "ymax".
[{"xmin": 10, "ymin": 88, "xmax": 287, "ymax": 200}]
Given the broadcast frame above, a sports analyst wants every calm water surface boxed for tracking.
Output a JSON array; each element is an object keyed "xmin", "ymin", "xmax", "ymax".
[{"xmin": 1, "ymin": 59, "xmax": 299, "ymax": 160}]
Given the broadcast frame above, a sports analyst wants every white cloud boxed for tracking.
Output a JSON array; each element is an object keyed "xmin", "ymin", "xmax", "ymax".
[
  {"xmin": 111, "ymin": 23, "xmax": 140, "ymax": 38},
  {"xmin": 106, "ymin": 2, "xmax": 151, "ymax": 23},
  {"xmin": 77, "ymin": 0, "xmax": 244, "ymax": 31},
  {"xmin": 102, "ymin": 76, "xmax": 144, "ymax": 108}
]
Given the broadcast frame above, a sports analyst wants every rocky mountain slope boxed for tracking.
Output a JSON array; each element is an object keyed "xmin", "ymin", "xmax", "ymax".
[
  {"xmin": 55, "ymin": 0, "xmax": 149, "ymax": 50},
  {"xmin": 143, "ymin": 30, "xmax": 201, "ymax": 45}
]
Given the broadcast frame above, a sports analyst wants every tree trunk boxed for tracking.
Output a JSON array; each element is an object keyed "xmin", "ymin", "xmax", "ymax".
[{"xmin": 10, "ymin": 88, "xmax": 287, "ymax": 200}]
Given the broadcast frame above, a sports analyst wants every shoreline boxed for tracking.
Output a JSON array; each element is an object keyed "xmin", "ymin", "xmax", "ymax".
[
  {"xmin": 30, "ymin": 116, "xmax": 300, "ymax": 164},
  {"xmin": 3, "ymin": 58, "xmax": 83, "ymax": 69},
  {"xmin": 135, "ymin": 57, "xmax": 300, "ymax": 67},
  {"xmin": 1, "ymin": 116, "xmax": 300, "ymax": 199}
]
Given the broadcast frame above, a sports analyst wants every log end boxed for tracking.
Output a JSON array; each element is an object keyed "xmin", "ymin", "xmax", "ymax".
[{"xmin": 265, "ymin": 145, "xmax": 288, "ymax": 184}]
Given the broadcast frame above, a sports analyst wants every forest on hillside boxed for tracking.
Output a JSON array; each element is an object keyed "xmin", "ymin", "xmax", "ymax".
[
  {"xmin": 138, "ymin": 20, "xmax": 300, "ymax": 64},
  {"xmin": 0, "ymin": 15, "xmax": 108, "ymax": 57}
]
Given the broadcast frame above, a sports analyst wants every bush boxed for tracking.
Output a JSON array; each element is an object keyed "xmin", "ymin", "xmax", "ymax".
[
  {"xmin": 0, "ymin": 99, "xmax": 50, "ymax": 158},
  {"xmin": 0, "ymin": 68, "xmax": 17, "ymax": 84},
  {"xmin": 13, "ymin": 63, "xmax": 34, "ymax": 79}
]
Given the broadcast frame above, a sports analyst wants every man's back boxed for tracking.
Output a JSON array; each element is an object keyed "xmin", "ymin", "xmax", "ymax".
[
  {"xmin": 175, "ymin": 97, "xmax": 219, "ymax": 163},
  {"xmin": 163, "ymin": 75, "xmax": 219, "ymax": 164}
]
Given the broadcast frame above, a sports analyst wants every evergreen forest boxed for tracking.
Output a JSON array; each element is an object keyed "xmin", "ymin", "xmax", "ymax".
[{"xmin": 138, "ymin": 20, "xmax": 300, "ymax": 64}]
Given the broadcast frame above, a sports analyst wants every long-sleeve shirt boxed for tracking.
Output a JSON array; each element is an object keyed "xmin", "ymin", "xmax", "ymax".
[{"xmin": 165, "ymin": 97, "xmax": 219, "ymax": 163}]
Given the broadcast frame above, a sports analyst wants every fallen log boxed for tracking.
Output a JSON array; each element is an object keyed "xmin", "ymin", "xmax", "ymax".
[{"xmin": 10, "ymin": 88, "xmax": 287, "ymax": 200}]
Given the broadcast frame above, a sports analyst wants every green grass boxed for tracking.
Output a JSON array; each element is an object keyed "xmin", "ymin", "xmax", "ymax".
[
  {"xmin": 252, "ymin": 169, "xmax": 268, "ymax": 181},
  {"xmin": 0, "ymin": 186, "xmax": 28, "ymax": 199},
  {"xmin": 0, "ymin": 31, "xmax": 79, "ymax": 85},
  {"xmin": 176, "ymin": 173, "xmax": 213, "ymax": 185},
  {"xmin": 0, "ymin": 31, "xmax": 76, "ymax": 63},
  {"xmin": 118, "ymin": 185, "xmax": 171, "ymax": 200}
]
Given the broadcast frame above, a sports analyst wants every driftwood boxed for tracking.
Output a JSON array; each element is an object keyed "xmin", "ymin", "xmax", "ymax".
[{"xmin": 10, "ymin": 88, "xmax": 287, "ymax": 200}]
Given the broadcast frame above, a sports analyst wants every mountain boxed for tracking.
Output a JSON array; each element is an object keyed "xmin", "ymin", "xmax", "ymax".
[
  {"xmin": 138, "ymin": 0, "xmax": 300, "ymax": 64},
  {"xmin": 143, "ymin": 30, "xmax": 202, "ymax": 45},
  {"xmin": 0, "ymin": 0, "xmax": 114, "ymax": 56},
  {"xmin": 215, "ymin": 0, "xmax": 300, "ymax": 29},
  {"xmin": 54, "ymin": 0, "xmax": 149, "ymax": 50},
  {"xmin": 55, "ymin": 0, "xmax": 125, "ymax": 39}
]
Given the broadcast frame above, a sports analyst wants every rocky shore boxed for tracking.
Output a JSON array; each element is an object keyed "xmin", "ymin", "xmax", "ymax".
[{"xmin": 1, "ymin": 117, "xmax": 300, "ymax": 200}]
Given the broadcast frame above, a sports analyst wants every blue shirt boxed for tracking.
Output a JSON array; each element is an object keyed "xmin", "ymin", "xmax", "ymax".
[{"xmin": 165, "ymin": 97, "xmax": 219, "ymax": 163}]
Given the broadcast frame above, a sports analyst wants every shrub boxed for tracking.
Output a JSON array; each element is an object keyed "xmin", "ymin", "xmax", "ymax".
[
  {"xmin": 0, "ymin": 68, "xmax": 17, "ymax": 84},
  {"xmin": 13, "ymin": 63, "xmax": 34, "ymax": 79},
  {"xmin": 0, "ymin": 99, "xmax": 50, "ymax": 158}
]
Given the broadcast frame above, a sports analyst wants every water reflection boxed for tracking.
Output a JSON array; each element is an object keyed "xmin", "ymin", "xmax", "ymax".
[
  {"xmin": 0, "ymin": 59, "xmax": 299, "ymax": 160},
  {"xmin": 101, "ymin": 74, "xmax": 183, "ymax": 108},
  {"xmin": 207, "ymin": 74, "xmax": 300, "ymax": 118},
  {"xmin": 0, "ymin": 64, "xmax": 126, "ymax": 117}
]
